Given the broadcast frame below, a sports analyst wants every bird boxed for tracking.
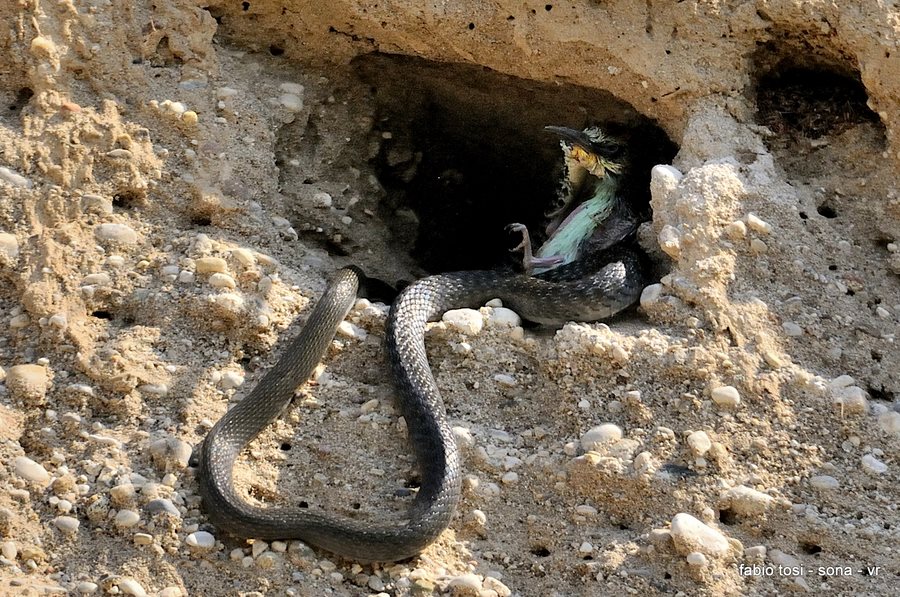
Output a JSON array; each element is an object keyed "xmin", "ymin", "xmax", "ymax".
[{"xmin": 507, "ymin": 125, "xmax": 640, "ymax": 275}]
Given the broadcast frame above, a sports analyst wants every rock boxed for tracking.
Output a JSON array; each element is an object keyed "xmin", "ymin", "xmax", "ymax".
[
  {"xmin": 711, "ymin": 385, "xmax": 741, "ymax": 407},
  {"xmin": 6, "ymin": 364, "xmax": 50, "ymax": 403},
  {"xmin": 95, "ymin": 223, "xmax": 138, "ymax": 244},
  {"xmin": 185, "ymin": 531, "xmax": 215, "ymax": 549},
  {"xmin": 878, "ymin": 411, "xmax": 900, "ymax": 436},
  {"xmin": 146, "ymin": 498, "xmax": 181, "ymax": 518},
  {"xmin": 670, "ymin": 513, "xmax": 731, "ymax": 557},
  {"xmin": 447, "ymin": 573, "xmax": 483, "ymax": 595},
  {"xmin": 721, "ymin": 485, "xmax": 774, "ymax": 517},
  {"xmin": 580, "ymin": 423, "xmax": 623, "ymax": 451},
  {"xmin": 195, "ymin": 256, "xmax": 228, "ymax": 274},
  {"xmin": 0, "ymin": 232, "xmax": 18, "ymax": 264},
  {"xmin": 687, "ymin": 430, "xmax": 712, "ymax": 456},
  {"xmin": 746, "ymin": 213, "xmax": 772, "ymax": 234},
  {"xmin": 115, "ymin": 509, "xmax": 140, "ymax": 528},
  {"xmin": 442, "ymin": 309, "xmax": 483, "ymax": 335},
  {"xmin": 810, "ymin": 475, "xmax": 839, "ymax": 490},
  {"xmin": 686, "ymin": 551, "xmax": 708, "ymax": 567},
  {"xmin": 14, "ymin": 456, "xmax": 50, "ymax": 484},
  {"xmin": 117, "ymin": 578, "xmax": 147, "ymax": 597},
  {"xmin": 640, "ymin": 283, "xmax": 662, "ymax": 307},
  {"xmin": 53, "ymin": 516, "xmax": 80, "ymax": 534},
  {"xmin": 487, "ymin": 306, "xmax": 521, "ymax": 327},
  {"xmin": 0, "ymin": 166, "xmax": 31, "ymax": 188},
  {"xmin": 149, "ymin": 436, "xmax": 193, "ymax": 470},
  {"xmin": 861, "ymin": 454, "xmax": 887, "ymax": 475}
]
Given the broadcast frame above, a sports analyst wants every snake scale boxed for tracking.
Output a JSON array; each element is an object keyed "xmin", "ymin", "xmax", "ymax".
[{"xmin": 195, "ymin": 245, "xmax": 648, "ymax": 561}]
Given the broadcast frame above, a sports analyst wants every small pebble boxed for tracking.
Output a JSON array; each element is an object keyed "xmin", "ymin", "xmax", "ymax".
[
  {"xmin": 782, "ymin": 321, "xmax": 803, "ymax": 336},
  {"xmin": 721, "ymin": 485, "xmax": 773, "ymax": 516},
  {"xmin": 311, "ymin": 192, "xmax": 332, "ymax": 208},
  {"xmin": 207, "ymin": 272, "xmax": 236, "ymax": 289},
  {"xmin": 53, "ymin": 516, "xmax": 80, "ymax": 533},
  {"xmin": 0, "ymin": 166, "xmax": 32, "ymax": 188},
  {"xmin": 220, "ymin": 371, "xmax": 245, "ymax": 389},
  {"xmin": 7, "ymin": 365, "xmax": 50, "ymax": 402},
  {"xmin": 442, "ymin": 309, "xmax": 483, "ymax": 335},
  {"xmin": 76, "ymin": 582, "xmax": 99, "ymax": 594},
  {"xmin": 669, "ymin": 513, "xmax": 730, "ymax": 557},
  {"xmin": 580, "ymin": 423, "xmax": 623, "ymax": 451},
  {"xmin": 725, "ymin": 220, "xmax": 747, "ymax": 239},
  {"xmin": 14, "ymin": 456, "xmax": 50, "ymax": 484},
  {"xmin": 810, "ymin": 475, "xmax": 840, "ymax": 490},
  {"xmin": 686, "ymin": 430, "xmax": 712, "ymax": 456},
  {"xmin": 0, "ymin": 232, "xmax": 19, "ymax": 262},
  {"xmin": 185, "ymin": 531, "xmax": 215, "ymax": 549},
  {"xmin": 711, "ymin": 385, "xmax": 741, "ymax": 407},
  {"xmin": 117, "ymin": 578, "xmax": 147, "ymax": 597},
  {"xmin": 115, "ymin": 509, "xmax": 140, "ymax": 528},
  {"xmin": 195, "ymin": 257, "xmax": 228, "ymax": 274},
  {"xmin": 95, "ymin": 223, "xmax": 138, "ymax": 244},
  {"xmin": 1, "ymin": 541, "xmax": 17, "ymax": 560},
  {"xmin": 578, "ymin": 541, "xmax": 593, "ymax": 554},
  {"xmin": 686, "ymin": 551, "xmax": 708, "ymax": 567},
  {"xmin": 501, "ymin": 472, "xmax": 519, "ymax": 484},
  {"xmin": 487, "ymin": 307, "xmax": 521, "ymax": 327},
  {"xmin": 447, "ymin": 573, "xmax": 482, "ymax": 594},
  {"xmin": 746, "ymin": 213, "xmax": 772, "ymax": 234},
  {"xmin": 640, "ymin": 283, "xmax": 662, "ymax": 308},
  {"xmin": 861, "ymin": 454, "xmax": 887, "ymax": 474},
  {"xmin": 493, "ymin": 373, "xmax": 516, "ymax": 387}
]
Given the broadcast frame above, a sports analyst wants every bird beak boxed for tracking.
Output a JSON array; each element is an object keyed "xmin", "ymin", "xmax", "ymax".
[{"xmin": 544, "ymin": 126, "xmax": 595, "ymax": 153}]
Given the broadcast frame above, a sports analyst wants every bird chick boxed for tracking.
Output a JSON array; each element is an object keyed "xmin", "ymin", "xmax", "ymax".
[{"xmin": 508, "ymin": 125, "xmax": 638, "ymax": 275}]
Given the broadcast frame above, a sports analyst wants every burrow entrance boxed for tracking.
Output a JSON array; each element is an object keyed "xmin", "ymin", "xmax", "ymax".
[
  {"xmin": 752, "ymin": 36, "xmax": 885, "ymax": 146},
  {"xmin": 354, "ymin": 54, "xmax": 678, "ymax": 275}
]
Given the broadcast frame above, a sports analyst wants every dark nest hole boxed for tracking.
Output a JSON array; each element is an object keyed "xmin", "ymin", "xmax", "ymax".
[
  {"xmin": 753, "ymin": 43, "xmax": 884, "ymax": 141},
  {"xmin": 354, "ymin": 54, "xmax": 677, "ymax": 274}
]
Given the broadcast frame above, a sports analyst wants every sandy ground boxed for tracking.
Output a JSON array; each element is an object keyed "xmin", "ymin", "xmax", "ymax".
[{"xmin": 1, "ymin": 1, "xmax": 899, "ymax": 596}]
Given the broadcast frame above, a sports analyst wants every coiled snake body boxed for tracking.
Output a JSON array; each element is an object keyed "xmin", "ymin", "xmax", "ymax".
[{"xmin": 195, "ymin": 246, "xmax": 648, "ymax": 561}]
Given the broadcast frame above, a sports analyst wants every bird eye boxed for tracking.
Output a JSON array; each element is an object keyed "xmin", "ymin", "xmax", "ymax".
[{"xmin": 595, "ymin": 143, "xmax": 622, "ymax": 159}]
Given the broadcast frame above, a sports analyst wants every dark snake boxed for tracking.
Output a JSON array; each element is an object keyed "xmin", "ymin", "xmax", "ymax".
[{"xmin": 195, "ymin": 245, "xmax": 649, "ymax": 561}]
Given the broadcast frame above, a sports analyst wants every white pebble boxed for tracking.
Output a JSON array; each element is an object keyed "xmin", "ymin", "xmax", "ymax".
[
  {"xmin": 14, "ymin": 456, "xmax": 50, "ymax": 484},
  {"xmin": 185, "ymin": 531, "xmax": 215, "ymax": 549},
  {"xmin": 76, "ymin": 582, "xmax": 99, "ymax": 594},
  {"xmin": 878, "ymin": 411, "xmax": 900, "ymax": 436},
  {"xmin": 669, "ymin": 513, "xmax": 730, "ymax": 556},
  {"xmin": 1, "ymin": 541, "xmax": 17, "ymax": 560},
  {"xmin": 658, "ymin": 225, "xmax": 681, "ymax": 258},
  {"xmin": 711, "ymin": 385, "xmax": 741, "ymax": 407},
  {"xmin": 861, "ymin": 454, "xmax": 888, "ymax": 475},
  {"xmin": 722, "ymin": 485, "xmax": 773, "ymax": 516},
  {"xmin": 493, "ymin": 373, "xmax": 517, "ymax": 387},
  {"xmin": 686, "ymin": 551, "xmax": 708, "ymax": 567},
  {"xmin": 746, "ymin": 213, "xmax": 772, "ymax": 234},
  {"xmin": 501, "ymin": 472, "xmax": 519, "ymax": 484},
  {"xmin": 687, "ymin": 430, "xmax": 712, "ymax": 456},
  {"xmin": 487, "ymin": 307, "xmax": 521, "ymax": 327},
  {"xmin": 279, "ymin": 93, "xmax": 303, "ymax": 112},
  {"xmin": 442, "ymin": 309, "xmax": 483, "ymax": 335},
  {"xmin": 782, "ymin": 321, "xmax": 803, "ymax": 336},
  {"xmin": 578, "ymin": 541, "xmax": 593, "ymax": 554},
  {"xmin": 810, "ymin": 475, "xmax": 839, "ymax": 490},
  {"xmin": 0, "ymin": 166, "xmax": 32, "ymax": 188},
  {"xmin": 311, "ymin": 191, "xmax": 332, "ymax": 208},
  {"xmin": 117, "ymin": 578, "xmax": 147, "ymax": 597},
  {"xmin": 337, "ymin": 320, "xmax": 367, "ymax": 340},
  {"xmin": 115, "ymin": 509, "xmax": 140, "ymax": 528},
  {"xmin": 195, "ymin": 256, "xmax": 228, "ymax": 274},
  {"xmin": 580, "ymin": 424, "xmax": 622, "ymax": 451},
  {"xmin": 447, "ymin": 574, "xmax": 483, "ymax": 593},
  {"xmin": 220, "ymin": 371, "xmax": 245, "ymax": 389},
  {"xmin": 639, "ymin": 283, "xmax": 662, "ymax": 308},
  {"xmin": 725, "ymin": 220, "xmax": 747, "ymax": 239},
  {"xmin": 207, "ymin": 272, "xmax": 236, "ymax": 289},
  {"xmin": 0, "ymin": 232, "xmax": 19, "ymax": 262},
  {"xmin": 95, "ymin": 223, "xmax": 138, "ymax": 244},
  {"xmin": 53, "ymin": 516, "xmax": 80, "ymax": 533}
]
